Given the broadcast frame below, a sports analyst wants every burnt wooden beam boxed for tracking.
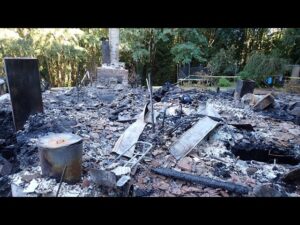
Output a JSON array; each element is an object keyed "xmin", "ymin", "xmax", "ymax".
[{"xmin": 152, "ymin": 167, "xmax": 250, "ymax": 195}]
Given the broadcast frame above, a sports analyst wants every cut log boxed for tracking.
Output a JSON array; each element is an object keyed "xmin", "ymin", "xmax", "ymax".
[{"xmin": 152, "ymin": 167, "xmax": 250, "ymax": 195}]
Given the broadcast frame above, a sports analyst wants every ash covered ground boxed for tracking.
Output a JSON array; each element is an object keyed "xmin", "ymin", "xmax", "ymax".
[{"xmin": 1, "ymin": 84, "xmax": 300, "ymax": 197}]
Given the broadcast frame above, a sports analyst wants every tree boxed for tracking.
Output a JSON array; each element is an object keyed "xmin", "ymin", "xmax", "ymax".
[
  {"xmin": 208, "ymin": 47, "xmax": 237, "ymax": 76},
  {"xmin": 171, "ymin": 28, "xmax": 207, "ymax": 65},
  {"xmin": 202, "ymin": 28, "xmax": 284, "ymax": 69},
  {"xmin": 279, "ymin": 28, "xmax": 300, "ymax": 64},
  {"xmin": 120, "ymin": 28, "xmax": 174, "ymax": 85},
  {"xmin": 0, "ymin": 28, "xmax": 107, "ymax": 87}
]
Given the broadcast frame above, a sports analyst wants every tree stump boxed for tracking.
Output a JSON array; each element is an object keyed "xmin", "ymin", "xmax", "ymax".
[{"xmin": 38, "ymin": 133, "xmax": 83, "ymax": 184}]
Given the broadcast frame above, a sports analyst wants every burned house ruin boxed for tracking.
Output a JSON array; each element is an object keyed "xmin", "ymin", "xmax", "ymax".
[{"xmin": 0, "ymin": 29, "xmax": 300, "ymax": 198}]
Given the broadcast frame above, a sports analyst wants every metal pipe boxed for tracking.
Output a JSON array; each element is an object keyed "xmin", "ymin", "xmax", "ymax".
[
  {"xmin": 147, "ymin": 73, "xmax": 155, "ymax": 133},
  {"xmin": 56, "ymin": 165, "xmax": 67, "ymax": 197}
]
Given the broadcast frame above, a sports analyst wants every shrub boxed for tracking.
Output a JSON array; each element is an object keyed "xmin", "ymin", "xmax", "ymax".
[
  {"xmin": 218, "ymin": 77, "xmax": 231, "ymax": 87},
  {"xmin": 239, "ymin": 51, "xmax": 287, "ymax": 85},
  {"xmin": 238, "ymin": 71, "xmax": 251, "ymax": 80}
]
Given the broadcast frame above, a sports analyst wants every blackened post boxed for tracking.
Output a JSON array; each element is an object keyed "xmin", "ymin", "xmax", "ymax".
[{"xmin": 4, "ymin": 57, "xmax": 43, "ymax": 131}]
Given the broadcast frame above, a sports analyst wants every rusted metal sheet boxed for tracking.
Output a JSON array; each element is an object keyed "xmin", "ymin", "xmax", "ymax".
[
  {"xmin": 112, "ymin": 103, "xmax": 156, "ymax": 158},
  {"xmin": 170, "ymin": 116, "xmax": 219, "ymax": 160},
  {"xmin": 38, "ymin": 133, "xmax": 82, "ymax": 184},
  {"xmin": 4, "ymin": 57, "xmax": 43, "ymax": 131}
]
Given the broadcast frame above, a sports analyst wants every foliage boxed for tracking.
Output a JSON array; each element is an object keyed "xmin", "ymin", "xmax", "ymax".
[
  {"xmin": 120, "ymin": 28, "xmax": 175, "ymax": 85},
  {"xmin": 238, "ymin": 51, "xmax": 287, "ymax": 85},
  {"xmin": 218, "ymin": 77, "xmax": 232, "ymax": 87},
  {"xmin": 208, "ymin": 47, "xmax": 237, "ymax": 76},
  {"xmin": 238, "ymin": 71, "xmax": 251, "ymax": 80},
  {"xmin": 120, "ymin": 28, "xmax": 208, "ymax": 85},
  {"xmin": 152, "ymin": 38, "xmax": 177, "ymax": 84},
  {"xmin": 171, "ymin": 28, "xmax": 208, "ymax": 65},
  {"xmin": 171, "ymin": 42, "xmax": 206, "ymax": 65},
  {"xmin": 201, "ymin": 28, "xmax": 284, "ymax": 69},
  {"xmin": 1, "ymin": 28, "xmax": 298, "ymax": 87},
  {"xmin": 0, "ymin": 28, "xmax": 107, "ymax": 87},
  {"xmin": 279, "ymin": 28, "xmax": 300, "ymax": 64}
]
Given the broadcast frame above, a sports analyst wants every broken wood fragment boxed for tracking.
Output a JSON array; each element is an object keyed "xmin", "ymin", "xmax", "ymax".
[
  {"xmin": 253, "ymin": 93, "xmax": 275, "ymax": 111},
  {"xmin": 151, "ymin": 167, "xmax": 250, "ymax": 195}
]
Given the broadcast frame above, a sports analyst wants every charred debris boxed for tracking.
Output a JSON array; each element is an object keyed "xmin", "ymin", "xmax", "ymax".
[{"xmin": 1, "ymin": 80, "xmax": 300, "ymax": 197}]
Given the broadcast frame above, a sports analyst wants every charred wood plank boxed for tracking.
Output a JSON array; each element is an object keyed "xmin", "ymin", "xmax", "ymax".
[{"xmin": 151, "ymin": 167, "xmax": 250, "ymax": 195}]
